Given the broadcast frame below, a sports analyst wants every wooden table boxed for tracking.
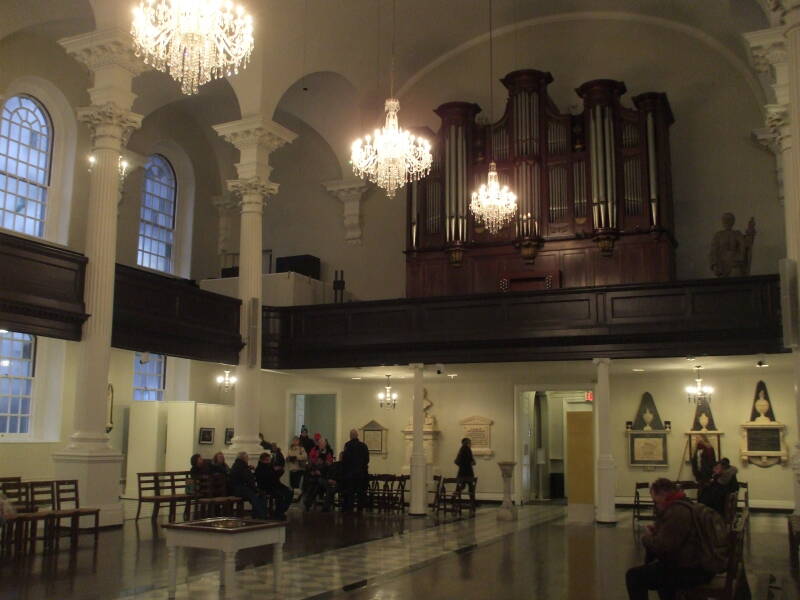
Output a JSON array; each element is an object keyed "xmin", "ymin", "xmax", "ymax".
[{"xmin": 162, "ymin": 517, "xmax": 286, "ymax": 599}]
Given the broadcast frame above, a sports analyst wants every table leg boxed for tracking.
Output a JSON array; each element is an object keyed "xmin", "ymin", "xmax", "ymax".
[
  {"xmin": 167, "ymin": 545, "xmax": 177, "ymax": 599},
  {"xmin": 274, "ymin": 542, "xmax": 283, "ymax": 592},
  {"xmin": 223, "ymin": 550, "xmax": 236, "ymax": 599}
]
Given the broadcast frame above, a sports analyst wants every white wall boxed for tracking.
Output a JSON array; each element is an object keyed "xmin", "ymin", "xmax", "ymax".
[{"xmin": 611, "ymin": 368, "xmax": 795, "ymax": 509}]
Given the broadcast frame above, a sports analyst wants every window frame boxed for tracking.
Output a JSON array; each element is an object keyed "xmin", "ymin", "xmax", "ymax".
[
  {"xmin": 137, "ymin": 154, "xmax": 178, "ymax": 274},
  {"xmin": 133, "ymin": 352, "xmax": 167, "ymax": 402},
  {"xmin": 0, "ymin": 330, "xmax": 37, "ymax": 438}
]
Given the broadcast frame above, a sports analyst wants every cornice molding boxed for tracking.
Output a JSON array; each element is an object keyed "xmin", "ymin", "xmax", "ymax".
[{"xmin": 59, "ymin": 29, "xmax": 147, "ymax": 76}]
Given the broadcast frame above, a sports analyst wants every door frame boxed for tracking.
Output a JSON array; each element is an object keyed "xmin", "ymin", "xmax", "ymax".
[{"xmin": 285, "ymin": 386, "xmax": 343, "ymax": 454}]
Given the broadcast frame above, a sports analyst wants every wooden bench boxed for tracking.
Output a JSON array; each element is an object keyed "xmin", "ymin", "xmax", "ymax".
[
  {"xmin": 632, "ymin": 482, "xmax": 655, "ymax": 526},
  {"xmin": 681, "ymin": 516, "xmax": 748, "ymax": 600},
  {"xmin": 193, "ymin": 474, "xmax": 244, "ymax": 519},
  {"xmin": 135, "ymin": 471, "xmax": 192, "ymax": 522}
]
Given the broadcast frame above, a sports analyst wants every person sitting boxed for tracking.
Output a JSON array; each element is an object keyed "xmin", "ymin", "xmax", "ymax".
[
  {"xmin": 303, "ymin": 436, "xmax": 334, "ymax": 511},
  {"xmin": 323, "ymin": 453, "xmax": 345, "ymax": 512},
  {"xmin": 189, "ymin": 453, "xmax": 209, "ymax": 479},
  {"xmin": 699, "ymin": 458, "xmax": 739, "ymax": 516},
  {"xmin": 271, "ymin": 443, "xmax": 286, "ymax": 478},
  {"xmin": 287, "ymin": 436, "xmax": 308, "ymax": 501},
  {"xmin": 229, "ymin": 451, "xmax": 268, "ymax": 520},
  {"xmin": 210, "ymin": 452, "xmax": 231, "ymax": 477},
  {"xmin": 626, "ymin": 478, "xmax": 715, "ymax": 600},
  {"xmin": 255, "ymin": 452, "xmax": 292, "ymax": 520}
]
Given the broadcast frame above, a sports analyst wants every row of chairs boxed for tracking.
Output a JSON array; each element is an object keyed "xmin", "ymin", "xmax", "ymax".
[
  {"xmin": 632, "ymin": 480, "xmax": 750, "ymax": 527},
  {"xmin": 366, "ymin": 474, "xmax": 409, "ymax": 512},
  {"xmin": 0, "ymin": 477, "xmax": 98, "ymax": 560},
  {"xmin": 432, "ymin": 476, "xmax": 478, "ymax": 516}
]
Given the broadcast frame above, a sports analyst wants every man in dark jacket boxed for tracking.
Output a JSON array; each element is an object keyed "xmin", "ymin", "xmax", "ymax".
[
  {"xmin": 626, "ymin": 478, "xmax": 715, "ymax": 600},
  {"xmin": 298, "ymin": 426, "xmax": 316, "ymax": 454},
  {"xmin": 254, "ymin": 452, "xmax": 292, "ymax": 520},
  {"xmin": 341, "ymin": 429, "xmax": 370, "ymax": 512},
  {"xmin": 229, "ymin": 452, "xmax": 268, "ymax": 520}
]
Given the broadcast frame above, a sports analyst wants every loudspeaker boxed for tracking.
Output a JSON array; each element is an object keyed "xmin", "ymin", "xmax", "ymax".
[{"xmin": 779, "ymin": 258, "xmax": 799, "ymax": 349}]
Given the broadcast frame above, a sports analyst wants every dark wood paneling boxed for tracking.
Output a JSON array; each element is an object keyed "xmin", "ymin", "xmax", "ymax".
[
  {"xmin": 112, "ymin": 265, "xmax": 243, "ymax": 364},
  {"xmin": 274, "ymin": 275, "xmax": 782, "ymax": 369},
  {"xmin": 0, "ymin": 232, "xmax": 88, "ymax": 340}
]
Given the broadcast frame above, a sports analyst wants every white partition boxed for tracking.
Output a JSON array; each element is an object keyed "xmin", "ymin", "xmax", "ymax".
[
  {"xmin": 165, "ymin": 402, "xmax": 197, "ymax": 471},
  {"xmin": 194, "ymin": 402, "xmax": 234, "ymax": 457},
  {"xmin": 123, "ymin": 402, "xmax": 167, "ymax": 498}
]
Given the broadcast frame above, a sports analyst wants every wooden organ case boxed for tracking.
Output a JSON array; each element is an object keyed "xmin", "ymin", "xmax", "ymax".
[{"xmin": 405, "ymin": 70, "xmax": 675, "ymax": 297}]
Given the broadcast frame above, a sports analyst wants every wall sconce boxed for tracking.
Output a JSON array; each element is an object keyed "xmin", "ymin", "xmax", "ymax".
[{"xmin": 216, "ymin": 370, "xmax": 238, "ymax": 392}]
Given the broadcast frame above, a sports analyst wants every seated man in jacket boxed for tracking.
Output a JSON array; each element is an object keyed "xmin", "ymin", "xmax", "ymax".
[
  {"xmin": 626, "ymin": 478, "xmax": 715, "ymax": 600},
  {"xmin": 699, "ymin": 458, "xmax": 739, "ymax": 516},
  {"xmin": 254, "ymin": 452, "xmax": 292, "ymax": 521},
  {"xmin": 229, "ymin": 452, "xmax": 268, "ymax": 520}
]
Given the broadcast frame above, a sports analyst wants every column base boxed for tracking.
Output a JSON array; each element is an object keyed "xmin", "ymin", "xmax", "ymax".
[
  {"xmin": 497, "ymin": 506, "xmax": 518, "ymax": 521},
  {"xmin": 52, "ymin": 448, "xmax": 124, "ymax": 527}
]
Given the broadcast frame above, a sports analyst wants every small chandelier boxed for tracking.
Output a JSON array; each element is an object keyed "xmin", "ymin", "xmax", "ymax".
[
  {"xmin": 131, "ymin": 0, "xmax": 255, "ymax": 96},
  {"xmin": 377, "ymin": 375, "xmax": 398, "ymax": 409},
  {"xmin": 685, "ymin": 365, "xmax": 713, "ymax": 405},
  {"xmin": 351, "ymin": 0, "xmax": 432, "ymax": 198},
  {"xmin": 471, "ymin": 162, "xmax": 518, "ymax": 234},
  {"xmin": 469, "ymin": 0, "xmax": 517, "ymax": 234},
  {"xmin": 216, "ymin": 369, "xmax": 238, "ymax": 391}
]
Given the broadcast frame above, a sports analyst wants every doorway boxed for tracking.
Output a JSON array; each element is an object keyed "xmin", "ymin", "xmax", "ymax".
[{"xmin": 291, "ymin": 393, "xmax": 336, "ymax": 447}]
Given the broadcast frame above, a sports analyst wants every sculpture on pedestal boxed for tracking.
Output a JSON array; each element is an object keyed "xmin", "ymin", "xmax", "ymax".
[
  {"xmin": 402, "ymin": 388, "xmax": 439, "ymax": 473},
  {"xmin": 709, "ymin": 212, "xmax": 756, "ymax": 277}
]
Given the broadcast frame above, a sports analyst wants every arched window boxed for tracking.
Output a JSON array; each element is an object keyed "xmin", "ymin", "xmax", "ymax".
[
  {"xmin": 0, "ymin": 95, "xmax": 52, "ymax": 238},
  {"xmin": 138, "ymin": 154, "xmax": 177, "ymax": 274},
  {"xmin": 0, "ymin": 329, "xmax": 35, "ymax": 435}
]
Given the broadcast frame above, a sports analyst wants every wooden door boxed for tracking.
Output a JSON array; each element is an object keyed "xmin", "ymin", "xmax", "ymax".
[{"xmin": 566, "ymin": 411, "xmax": 594, "ymax": 504}]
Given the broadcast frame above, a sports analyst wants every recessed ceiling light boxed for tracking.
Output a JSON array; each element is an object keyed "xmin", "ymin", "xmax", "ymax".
[
  {"xmin": 632, "ymin": 368, "xmax": 645, "ymax": 373},
  {"xmin": 351, "ymin": 377, "xmax": 362, "ymax": 380},
  {"xmin": 686, "ymin": 356, "xmax": 696, "ymax": 361},
  {"xmin": 756, "ymin": 360, "xmax": 769, "ymax": 368},
  {"xmin": 447, "ymin": 374, "xmax": 458, "ymax": 379}
]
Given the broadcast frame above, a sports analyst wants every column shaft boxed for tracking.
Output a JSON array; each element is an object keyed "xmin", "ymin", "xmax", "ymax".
[
  {"xmin": 409, "ymin": 363, "xmax": 427, "ymax": 515},
  {"xmin": 594, "ymin": 358, "xmax": 616, "ymax": 524}
]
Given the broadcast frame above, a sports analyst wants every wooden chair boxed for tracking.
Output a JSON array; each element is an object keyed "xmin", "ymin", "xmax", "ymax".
[
  {"xmin": 194, "ymin": 474, "xmax": 244, "ymax": 519},
  {"xmin": 135, "ymin": 472, "xmax": 192, "ymax": 522},
  {"xmin": 0, "ymin": 481, "xmax": 55, "ymax": 555},
  {"xmin": 632, "ymin": 482, "xmax": 655, "ymax": 526},
  {"xmin": 55, "ymin": 480, "xmax": 99, "ymax": 547},
  {"xmin": 435, "ymin": 478, "xmax": 463, "ymax": 516},
  {"xmin": 682, "ymin": 519, "xmax": 747, "ymax": 600},
  {"xmin": 430, "ymin": 475, "xmax": 442, "ymax": 510},
  {"xmin": 0, "ymin": 477, "xmax": 21, "ymax": 485}
]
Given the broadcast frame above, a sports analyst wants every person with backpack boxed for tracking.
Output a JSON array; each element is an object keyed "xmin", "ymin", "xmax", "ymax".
[{"xmin": 626, "ymin": 478, "xmax": 725, "ymax": 600}]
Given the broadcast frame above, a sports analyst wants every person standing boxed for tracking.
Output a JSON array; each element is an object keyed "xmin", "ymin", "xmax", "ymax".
[
  {"xmin": 287, "ymin": 437, "xmax": 308, "ymax": 500},
  {"xmin": 342, "ymin": 429, "xmax": 370, "ymax": 512},
  {"xmin": 692, "ymin": 435, "xmax": 716, "ymax": 487},
  {"xmin": 229, "ymin": 452, "xmax": 268, "ymax": 520},
  {"xmin": 454, "ymin": 437, "xmax": 477, "ymax": 508},
  {"xmin": 299, "ymin": 426, "xmax": 316, "ymax": 455}
]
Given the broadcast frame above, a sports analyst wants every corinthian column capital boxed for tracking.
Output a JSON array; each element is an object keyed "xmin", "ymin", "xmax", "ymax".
[
  {"xmin": 59, "ymin": 29, "xmax": 147, "ymax": 77},
  {"xmin": 213, "ymin": 116, "xmax": 297, "ymax": 181},
  {"xmin": 77, "ymin": 102, "xmax": 143, "ymax": 150},
  {"xmin": 228, "ymin": 177, "xmax": 279, "ymax": 214}
]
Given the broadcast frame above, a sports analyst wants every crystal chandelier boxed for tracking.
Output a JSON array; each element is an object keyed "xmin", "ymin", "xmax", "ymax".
[
  {"xmin": 131, "ymin": 0, "xmax": 255, "ymax": 95},
  {"xmin": 471, "ymin": 162, "xmax": 518, "ymax": 234},
  {"xmin": 377, "ymin": 375, "xmax": 398, "ymax": 409},
  {"xmin": 470, "ymin": 0, "xmax": 517, "ymax": 233},
  {"xmin": 351, "ymin": 0, "xmax": 432, "ymax": 198},
  {"xmin": 685, "ymin": 365, "xmax": 713, "ymax": 405},
  {"xmin": 216, "ymin": 369, "xmax": 238, "ymax": 391}
]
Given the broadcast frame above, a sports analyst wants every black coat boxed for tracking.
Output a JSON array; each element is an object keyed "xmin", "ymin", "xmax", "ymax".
[
  {"xmin": 229, "ymin": 458, "xmax": 258, "ymax": 494},
  {"xmin": 255, "ymin": 461, "xmax": 281, "ymax": 492},
  {"xmin": 299, "ymin": 435, "xmax": 316, "ymax": 454},
  {"xmin": 342, "ymin": 438, "xmax": 370, "ymax": 478},
  {"xmin": 455, "ymin": 446, "xmax": 475, "ymax": 479}
]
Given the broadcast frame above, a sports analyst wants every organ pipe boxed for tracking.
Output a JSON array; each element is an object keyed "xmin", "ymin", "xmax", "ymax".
[{"xmin": 646, "ymin": 112, "xmax": 658, "ymax": 227}]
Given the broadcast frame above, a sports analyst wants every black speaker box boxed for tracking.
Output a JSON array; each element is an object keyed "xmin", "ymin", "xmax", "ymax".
[{"xmin": 275, "ymin": 254, "xmax": 321, "ymax": 280}]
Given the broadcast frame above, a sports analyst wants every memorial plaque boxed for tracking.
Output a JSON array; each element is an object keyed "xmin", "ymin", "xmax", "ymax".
[
  {"xmin": 459, "ymin": 415, "xmax": 494, "ymax": 456},
  {"xmin": 746, "ymin": 428, "xmax": 781, "ymax": 452},
  {"xmin": 628, "ymin": 432, "xmax": 668, "ymax": 466}
]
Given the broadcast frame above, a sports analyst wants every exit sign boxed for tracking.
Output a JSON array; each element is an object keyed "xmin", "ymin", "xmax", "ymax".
[{"xmin": 585, "ymin": 391, "xmax": 594, "ymax": 402}]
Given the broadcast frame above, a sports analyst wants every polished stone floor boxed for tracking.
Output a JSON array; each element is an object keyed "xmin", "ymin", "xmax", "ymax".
[{"xmin": 0, "ymin": 501, "xmax": 797, "ymax": 600}]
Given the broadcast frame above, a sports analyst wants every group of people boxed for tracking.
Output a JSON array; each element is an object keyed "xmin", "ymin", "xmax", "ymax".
[
  {"xmin": 186, "ymin": 425, "xmax": 370, "ymax": 519},
  {"xmin": 626, "ymin": 444, "xmax": 742, "ymax": 600}
]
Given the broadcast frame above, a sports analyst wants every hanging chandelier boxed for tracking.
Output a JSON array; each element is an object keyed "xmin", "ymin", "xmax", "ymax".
[
  {"xmin": 377, "ymin": 375, "xmax": 398, "ymax": 409},
  {"xmin": 131, "ymin": 0, "xmax": 255, "ymax": 95},
  {"xmin": 471, "ymin": 162, "xmax": 518, "ymax": 234},
  {"xmin": 351, "ymin": 0, "xmax": 432, "ymax": 198},
  {"xmin": 685, "ymin": 365, "xmax": 713, "ymax": 405},
  {"xmin": 470, "ymin": 0, "xmax": 517, "ymax": 233},
  {"xmin": 216, "ymin": 369, "xmax": 238, "ymax": 392}
]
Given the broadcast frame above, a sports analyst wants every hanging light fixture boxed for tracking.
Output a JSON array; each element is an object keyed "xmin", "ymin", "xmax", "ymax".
[
  {"xmin": 685, "ymin": 365, "xmax": 713, "ymax": 405},
  {"xmin": 470, "ymin": 0, "xmax": 517, "ymax": 234},
  {"xmin": 351, "ymin": 0, "xmax": 432, "ymax": 198},
  {"xmin": 216, "ymin": 369, "xmax": 238, "ymax": 391},
  {"xmin": 377, "ymin": 374, "xmax": 398, "ymax": 409},
  {"xmin": 131, "ymin": 0, "xmax": 255, "ymax": 95}
]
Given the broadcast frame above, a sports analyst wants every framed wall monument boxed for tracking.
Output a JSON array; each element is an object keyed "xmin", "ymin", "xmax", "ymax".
[
  {"xmin": 685, "ymin": 398, "xmax": 723, "ymax": 463},
  {"xmin": 740, "ymin": 381, "xmax": 788, "ymax": 467},
  {"xmin": 198, "ymin": 427, "xmax": 215, "ymax": 445},
  {"xmin": 460, "ymin": 415, "xmax": 494, "ymax": 457},
  {"xmin": 626, "ymin": 392, "xmax": 669, "ymax": 467},
  {"xmin": 361, "ymin": 420, "xmax": 387, "ymax": 456}
]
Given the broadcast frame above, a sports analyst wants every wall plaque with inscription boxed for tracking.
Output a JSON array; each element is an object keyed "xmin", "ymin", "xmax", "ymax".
[
  {"xmin": 740, "ymin": 381, "xmax": 787, "ymax": 468},
  {"xmin": 459, "ymin": 415, "xmax": 494, "ymax": 457}
]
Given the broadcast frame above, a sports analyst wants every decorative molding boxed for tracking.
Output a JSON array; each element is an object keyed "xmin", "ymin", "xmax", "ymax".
[
  {"xmin": 754, "ymin": 103, "xmax": 790, "ymax": 204},
  {"xmin": 744, "ymin": 28, "xmax": 789, "ymax": 105},
  {"xmin": 227, "ymin": 177, "xmax": 279, "ymax": 212},
  {"xmin": 77, "ymin": 102, "xmax": 143, "ymax": 149},
  {"xmin": 212, "ymin": 194, "xmax": 238, "ymax": 256},
  {"xmin": 322, "ymin": 179, "xmax": 370, "ymax": 245},
  {"xmin": 58, "ymin": 29, "xmax": 147, "ymax": 76},
  {"xmin": 213, "ymin": 116, "xmax": 297, "ymax": 181}
]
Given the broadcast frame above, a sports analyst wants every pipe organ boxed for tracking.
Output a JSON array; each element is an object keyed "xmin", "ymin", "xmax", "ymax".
[{"xmin": 406, "ymin": 69, "xmax": 675, "ymax": 298}]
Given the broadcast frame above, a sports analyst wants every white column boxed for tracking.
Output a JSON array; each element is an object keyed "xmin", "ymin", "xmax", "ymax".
[
  {"xmin": 213, "ymin": 117, "xmax": 296, "ymax": 461},
  {"xmin": 321, "ymin": 179, "xmax": 370, "ymax": 245},
  {"xmin": 52, "ymin": 30, "xmax": 144, "ymax": 527},
  {"xmin": 409, "ymin": 363, "xmax": 427, "ymax": 515},
  {"xmin": 593, "ymin": 357, "xmax": 616, "ymax": 524}
]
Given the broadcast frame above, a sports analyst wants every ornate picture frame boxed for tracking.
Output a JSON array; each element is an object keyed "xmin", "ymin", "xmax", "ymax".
[
  {"xmin": 224, "ymin": 428, "xmax": 234, "ymax": 446},
  {"xmin": 628, "ymin": 432, "xmax": 669, "ymax": 467},
  {"xmin": 198, "ymin": 427, "xmax": 215, "ymax": 445},
  {"xmin": 361, "ymin": 420, "xmax": 387, "ymax": 456}
]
